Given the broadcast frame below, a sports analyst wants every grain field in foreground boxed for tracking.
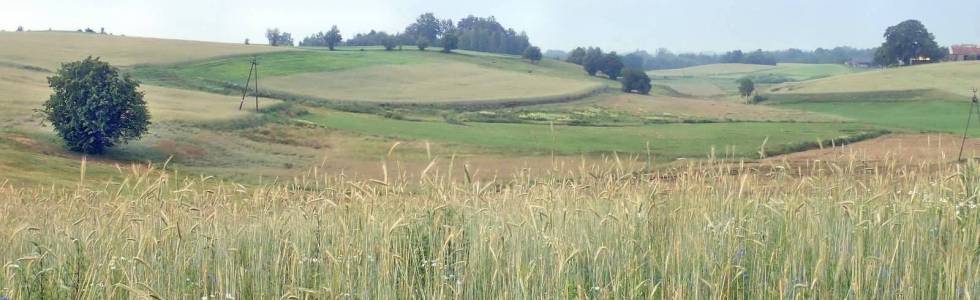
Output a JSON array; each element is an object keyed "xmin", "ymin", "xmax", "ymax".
[{"xmin": 1, "ymin": 158, "xmax": 979, "ymax": 299}]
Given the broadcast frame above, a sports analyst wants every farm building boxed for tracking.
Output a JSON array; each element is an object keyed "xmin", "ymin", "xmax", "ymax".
[{"xmin": 949, "ymin": 44, "xmax": 980, "ymax": 61}]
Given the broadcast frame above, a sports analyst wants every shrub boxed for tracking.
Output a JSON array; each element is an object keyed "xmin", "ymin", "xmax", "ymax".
[
  {"xmin": 522, "ymin": 46, "xmax": 543, "ymax": 64},
  {"xmin": 737, "ymin": 77, "xmax": 755, "ymax": 97},
  {"xmin": 621, "ymin": 69, "xmax": 652, "ymax": 94},
  {"xmin": 41, "ymin": 57, "xmax": 150, "ymax": 154}
]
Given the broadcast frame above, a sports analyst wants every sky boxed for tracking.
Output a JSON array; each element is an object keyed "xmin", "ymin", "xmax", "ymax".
[{"xmin": 3, "ymin": 0, "xmax": 978, "ymax": 53}]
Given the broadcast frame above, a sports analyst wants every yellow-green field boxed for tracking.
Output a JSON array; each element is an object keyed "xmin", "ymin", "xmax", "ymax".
[
  {"xmin": 262, "ymin": 62, "xmax": 601, "ymax": 103},
  {"xmin": 1, "ymin": 159, "xmax": 978, "ymax": 298},
  {"xmin": 4, "ymin": 22, "xmax": 980, "ymax": 300},
  {"xmin": 771, "ymin": 61, "xmax": 980, "ymax": 96},
  {"xmin": 0, "ymin": 31, "xmax": 288, "ymax": 70},
  {"xmin": 648, "ymin": 63, "xmax": 777, "ymax": 77}
]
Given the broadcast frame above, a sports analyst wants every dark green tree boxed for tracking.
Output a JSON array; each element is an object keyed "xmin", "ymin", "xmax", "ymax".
[
  {"xmin": 620, "ymin": 69, "xmax": 652, "ymax": 94},
  {"xmin": 324, "ymin": 25, "xmax": 342, "ymax": 50},
  {"xmin": 737, "ymin": 77, "xmax": 755, "ymax": 97},
  {"xmin": 523, "ymin": 46, "xmax": 543, "ymax": 63},
  {"xmin": 583, "ymin": 47, "xmax": 604, "ymax": 76},
  {"xmin": 567, "ymin": 47, "xmax": 587, "ymax": 65},
  {"xmin": 406, "ymin": 13, "xmax": 443, "ymax": 43},
  {"xmin": 743, "ymin": 49, "xmax": 777, "ymax": 65},
  {"xmin": 16, "ymin": 26, "xmax": 24, "ymax": 32},
  {"xmin": 416, "ymin": 37, "xmax": 430, "ymax": 51},
  {"xmin": 41, "ymin": 57, "xmax": 150, "ymax": 154},
  {"xmin": 601, "ymin": 52, "xmax": 625, "ymax": 80},
  {"xmin": 720, "ymin": 50, "xmax": 744, "ymax": 63},
  {"xmin": 266, "ymin": 28, "xmax": 294, "ymax": 46},
  {"xmin": 381, "ymin": 33, "xmax": 398, "ymax": 51},
  {"xmin": 874, "ymin": 20, "xmax": 942, "ymax": 66},
  {"xmin": 441, "ymin": 31, "xmax": 459, "ymax": 53},
  {"xmin": 622, "ymin": 51, "xmax": 647, "ymax": 70}
]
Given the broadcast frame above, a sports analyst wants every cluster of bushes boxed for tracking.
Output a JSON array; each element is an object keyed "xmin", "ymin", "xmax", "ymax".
[
  {"xmin": 298, "ymin": 26, "xmax": 342, "ymax": 50},
  {"xmin": 567, "ymin": 47, "xmax": 651, "ymax": 94},
  {"xmin": 265, "ymin": 28, "xmax": 294, "ymax": 46}
]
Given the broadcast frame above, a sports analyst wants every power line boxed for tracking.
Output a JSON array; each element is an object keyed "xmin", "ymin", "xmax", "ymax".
[{"xmin": 238, "ymin": 56, "xmax": 259, "ymax": 112}]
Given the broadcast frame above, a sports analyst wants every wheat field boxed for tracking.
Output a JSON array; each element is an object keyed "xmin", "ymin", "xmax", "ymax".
[{"xmin": 1, "ymin": 156, "xmax": 978, "ymax": 299}]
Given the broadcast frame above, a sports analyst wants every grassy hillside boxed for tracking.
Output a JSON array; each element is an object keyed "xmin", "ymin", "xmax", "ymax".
[
  {"xmin": 763, "ymin": 62, "xmax": 980, "ymax": 136},
  {"xmin": 0, "ymin": 31, "xmax": 288, "ymax": 69},
  {"xmin": 133, "ymin": 49, "xmax": 604, "ymax": 105},
  {"xmin": 771, "ymin": 61, "xmax": 980, "ymax": 97},
  {"xmin": 298, "ymin": 108, "xmax": 878, "ymax": 158},
  {"xmin": 0, "ymin": 32, "xmax": 891, "ymax": 186},
  {"xmin": 648, "ymin": 63, "xmax": 858, "ymax": 97},
  {"xmin": 648, "ymin": 63, "xmax": 776, "ymax": 77}
]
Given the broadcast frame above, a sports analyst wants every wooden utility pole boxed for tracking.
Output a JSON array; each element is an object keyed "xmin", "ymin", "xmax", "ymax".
[
  {"xmin": 958, "ymin": 88, "xmax": 979, "ymax": 162},
  {"xmin": 239, "ymin": 57, "xmax": 259, "ymax": 111}
]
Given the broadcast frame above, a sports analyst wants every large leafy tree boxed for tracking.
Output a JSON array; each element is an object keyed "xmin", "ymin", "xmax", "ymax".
[
  {"xmin": 381, "ymin": 33, "xmax": 398, "ymax": 51},
  {"xmin": 566, "ymin": 47, "xmax": 587, "ymax": 65},
  {"xmin": 583, "ymin": 47, "xmax": 604, "ymax": 76},
  {"xmin": 601, "ymin": 52, "xmax": 625, "ymax": 80},
  {"xmin": 406, "ymin": 13, "xmax": 443, "ymax": 43},
  {"xmin": 523, "ymin": 46, "xmax": 543, "ymax": 63},
  {"xmin": 266, "ymin": 28, "xmax": 294, "ymax": 46},
  {"xmin": 874, "ymin": 20, "xmax": 942, "ymax": 66},
  {"xmin": 42, "ymin": 57, "xmax": 150, "ymax": 154},
  {"xmin": 620, "ymin": 69, "xmax": 652, "ymax": 94},
  {"xmin": 441, "ymin": 31, "xmax": 459, "ymax": 53},
  {"xmin": 737, "ymin": 77, "xmax": 755, "ymax": 97},
  {"xmin": 324, "ymin": 25, "xmax": 343, "ymax": 50}
]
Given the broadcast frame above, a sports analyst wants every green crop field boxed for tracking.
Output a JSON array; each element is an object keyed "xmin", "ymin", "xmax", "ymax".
[
  {"xmin": 762, "ymin": 62, "xmax": 980, "ymax": 137},
  {"xmin": 777, "ymin": 100, "xmax": 978, "ymax": 136},
  {"xmin": 133, "ymin": 49, "xmax": 604, "ymax": 105},
  {"xmin": 298, "ymin": 108, "xmax": 878, "ymax": 158}
]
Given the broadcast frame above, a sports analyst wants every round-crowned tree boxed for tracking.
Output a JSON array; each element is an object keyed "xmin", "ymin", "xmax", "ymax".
[
  {"xmin": 620, "ymin": 69, "xmax": 652, "ymax": 94},
  {"xmin": 523, "ymin": 46, "xmax": 543, "ymax": 64},
  {"xmin": 42, "ymin": 57, "xmax": 150, "ymax": 154}
]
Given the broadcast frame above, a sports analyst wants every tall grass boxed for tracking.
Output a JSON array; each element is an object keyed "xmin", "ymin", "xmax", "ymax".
[{"xmin": 1, "ymin": 157, "xmax": 979, "ymax": 298}]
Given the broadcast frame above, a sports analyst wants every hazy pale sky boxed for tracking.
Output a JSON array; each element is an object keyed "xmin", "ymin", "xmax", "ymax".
[{"xmin": 3, "ymin": 0, "xmax": 978, "ymax": 53}]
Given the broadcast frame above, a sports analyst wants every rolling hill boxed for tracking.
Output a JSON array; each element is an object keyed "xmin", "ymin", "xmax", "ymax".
[
  {"xmin": 0, "ymin": 31, "xmax": 884, "ymax": 185},
  {"xmin": 770, "ymin": 61, "xmax": 980, "ymax": 97}
]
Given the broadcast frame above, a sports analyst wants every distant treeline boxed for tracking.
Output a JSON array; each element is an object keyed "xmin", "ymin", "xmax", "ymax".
[
  {"xmin": 550, "ymin": 47, "xmax": 877, "ymax": 70},
  {"xmin": 295, "ymin": 13, "xmax": 532, "ymax": 55}
]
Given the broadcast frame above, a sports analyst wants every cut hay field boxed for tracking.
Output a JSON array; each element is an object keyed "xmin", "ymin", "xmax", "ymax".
[
  {"xmin": 263, "ymin": 62, "xmax": 600, "ymax": 103},
  {"xmin": 648, "ymin": 63, "xmax": 859, "ymax": 98},
  {"xmin": 0, "ymin": 31, "xmax": 288, "ymax": 70},
  {"xmin": 771, "ymin": 61, "xmax": 980, "ymax": 97},
  {"xmin": 133, "ymin": 49, "xmax": 604, "ymax": 105},
  {"xmin": 763, "ymin": 62, "xmax": 980, "ymax": 137}
]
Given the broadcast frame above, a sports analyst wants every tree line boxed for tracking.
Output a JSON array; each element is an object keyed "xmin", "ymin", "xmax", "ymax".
[
  {"xmin": 566, "ymin": 47, "xmax": 650, "ymax": 94},
  {"xmin": 267, "ymin": 13, "xmax": 533, "ymax": 56},
  {"xmin": 553, "ymin": 46, "xmax": 877, "ymax": 71}
]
